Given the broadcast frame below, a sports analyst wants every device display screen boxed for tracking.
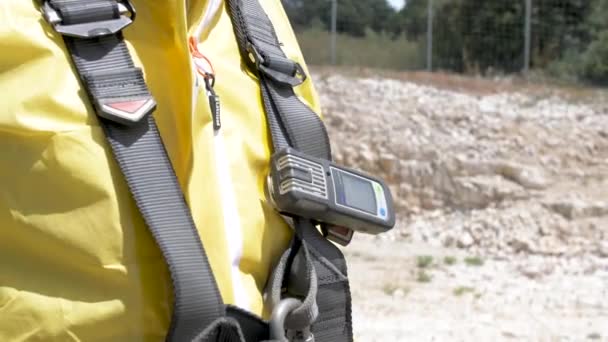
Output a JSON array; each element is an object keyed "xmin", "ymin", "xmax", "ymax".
[{"xmin": 336, "ymin": 171, "xmax": 377, "ymax": 214}]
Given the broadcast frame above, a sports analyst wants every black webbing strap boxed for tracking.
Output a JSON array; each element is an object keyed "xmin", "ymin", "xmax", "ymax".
[
  {"xmin": 42, "ymin": 1, "xmax": 226, "ymax": 341},
  {"xmin": 226, "ymin": 0, "xmax": 332, "ymax": 161},
  {"xmin": 225, "ymin": 1, "xmax": 353, "ymax": 341}
]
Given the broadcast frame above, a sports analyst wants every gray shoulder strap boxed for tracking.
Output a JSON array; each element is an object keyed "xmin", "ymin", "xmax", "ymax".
[
  {"xmin": 41, "ymin": 1, "xmax": 227, "ymax": 341},
  {"xmin": 225, "ymin": 1, "xmax": 354, "ymax": 341},
  {"xmin": 226, "ymin": 0, "xmax": 332, "ymax": 160}
]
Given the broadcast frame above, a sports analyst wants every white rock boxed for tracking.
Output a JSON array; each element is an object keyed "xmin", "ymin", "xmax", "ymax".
[
  {"xmin": 597, "ymin": 241, "xmax": 608, "ymax": 258},
  {"xmin": 457, "ymin": 231, "xmax": 475, "ymax": 248},
  {"xmin": 545, "ymin": 198, "xmax": 608, "ymax": 220},
  {"xmin": 497, "ymin": 161, "xmax": 550, "ymax": 190},
  {"xmin": 318, "ymin": 70, "xmax": 604, "ymax": 264},
  {"xmin": 392, "ymin": 288, "xmax": 407, "ymax": 298},
  {"xmin": 517, "ymin": 260, "xmax": 554, "ymax": 279},
  {"xmin": 378, "ymin": 153, "xmax": 399, "ymax": 174}
]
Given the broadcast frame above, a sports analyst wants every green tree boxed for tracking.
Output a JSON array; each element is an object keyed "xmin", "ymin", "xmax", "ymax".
[
  {"xmin": 430, "ymin": 0, "xmax": 599, "ymax": 76},
  {"xmin": 578, "ymin": 0, "xmax": 608, "ymax": 84},
  {"xmin": 283, "ymin": 0, "xmax": 608, "ymax": 83},
  {"xmin": 282, "ymin": 0, "xmax": 397, "ymax": 36},
  {"xmin": 388, "ymin": 0, "xmax": 428, "ymax": 39},
  {"xmin": 282, "ymin": 0, "xmax": 330, "ymax": 30},
  {"xmin": 532, "ymin": 0, "xmax": 594, "ymax": 68}
]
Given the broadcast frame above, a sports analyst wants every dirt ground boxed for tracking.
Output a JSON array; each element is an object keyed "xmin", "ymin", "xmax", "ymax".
[{"xmin": 344, "ymin": 237, "xmax": 607, "ymax": 341}]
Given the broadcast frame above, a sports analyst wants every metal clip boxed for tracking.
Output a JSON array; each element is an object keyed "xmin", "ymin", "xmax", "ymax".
[
  {"xmin": 245, "ymin": 41, "xmax": 306, "ymax": 86},
  {"xmin": 42, "ymin": 0, "xmax": 136, "ymax": 38},
  {"xmin": 246, "ymin": 42, "xmax": 265, "ymax": 67}
]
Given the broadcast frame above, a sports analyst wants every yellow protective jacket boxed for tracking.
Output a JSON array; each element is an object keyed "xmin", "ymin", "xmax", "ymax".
[{"xmin": 0, "ymin": 1, "xmax": 321, "ymax": 340}]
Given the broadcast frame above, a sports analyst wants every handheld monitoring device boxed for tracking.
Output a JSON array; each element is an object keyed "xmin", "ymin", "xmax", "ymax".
[{"xmin": 267, "ymin": 148, "xmax": 395, "ymax": 244}]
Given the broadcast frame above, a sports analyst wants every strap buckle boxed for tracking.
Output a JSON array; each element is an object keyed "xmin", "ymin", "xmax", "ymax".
[
  {"xmin": 84, "ymin": 68, "xmax": 156, "ymax": 126},
  {"xmin": 42, "ymin": 0, "xmax": 136, "ymax": 38},
  {"xmin": 246, "ymin": 43, "xmax": 307, "ymax": 87}
]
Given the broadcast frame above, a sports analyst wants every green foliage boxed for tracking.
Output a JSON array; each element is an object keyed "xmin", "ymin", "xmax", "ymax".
[
  {"xmin": 295, "ymin": 26, "xmax": 424, "ymax": 70},
  {"xmin": 453, "ymin": 286, "xmax": 475, "ymax": 296},
  {"xmin": 283, "ymin": 0, "xmax": 608, "ymax": 84},
  {"xmin": 382, "ymin": 282, "xmax": 410, "ymax": 296},
  {"xmin": 464, "ymin": 257, "xmax": 484, "ymax": 267},
  {"xmin": 282, "ymin": 0, "xmax": 396, "ymax": 36},
  {"xmin": 388, "ymin": 0, "xmax": 428, "ymax": 38},
  {"xmin": 577, "ymin": 0, "xmax": 608, "ymax": 84},
  {"xmin": 416, "ymin": 255, "xmax": 434, "ymax": 268},
  {"xmin": 541, "ymin": 0, "xmax": 608, "ymax": 84},
  {"xmin": 417, "ymin": 270, "xmax": 432, "ymax": 283},
  {"xmin": 580, "ymin": 30, "xmax": 608, "ymax": 84},
  {"xmin": 282, "ymin": 0, "xmax": 329, "ymax": 30},
  {"xmin": 443, "ymin": 256, "xmax": 457, "ymax": 266}
]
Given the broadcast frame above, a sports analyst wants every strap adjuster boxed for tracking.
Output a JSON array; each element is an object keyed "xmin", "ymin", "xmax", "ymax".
[
  {"xmin": 42, "ymin": 0, "xmax": 136, "ymax": 38},
  {"xmin": 83, "ymin": 68, "xmax": 156, "ymax": 126},
  {"xmin": 246, "ymin": 43, "xmax": 307, "ymax": 87}
]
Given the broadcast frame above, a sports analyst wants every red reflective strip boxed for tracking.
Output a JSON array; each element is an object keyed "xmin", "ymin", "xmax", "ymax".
[
  {"xmin": 330, "ymin": 226, "xmax": 351, "ymax": 236},
  {"xmin": 106, "ymin": 99, "xmax": 149, "ymax": 114}
]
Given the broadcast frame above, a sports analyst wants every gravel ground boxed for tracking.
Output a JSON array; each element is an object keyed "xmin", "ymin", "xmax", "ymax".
[
  {"xmin": 311, "ymin": 68, "xmax": 608, "ymax": 341},
  {"xmin": 344, "ymin": 237, "xmax": 607, "ymax": 341}
]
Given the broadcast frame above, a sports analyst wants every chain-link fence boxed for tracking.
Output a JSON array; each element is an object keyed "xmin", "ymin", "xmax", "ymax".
[{"xmin": 283, "ymin": 0, "xmax": 608, "ymax": 86}]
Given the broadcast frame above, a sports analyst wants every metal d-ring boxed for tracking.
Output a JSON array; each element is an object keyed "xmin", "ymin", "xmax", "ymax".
[{"xmin": 269, "ymin": 298, "xmax": 314, "ymax": 342}]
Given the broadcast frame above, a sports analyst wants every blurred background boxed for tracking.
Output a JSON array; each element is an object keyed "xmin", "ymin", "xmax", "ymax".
[
  {"xmin": 282, "ymin": 0, "xmax": 608, "ymax": 340},
  {"xmin": 285, "ymin": 0, "xmax": 608, "ymax": 83}
]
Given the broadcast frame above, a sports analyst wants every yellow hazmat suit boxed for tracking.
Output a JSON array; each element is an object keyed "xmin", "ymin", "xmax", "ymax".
[{"xmin": 0, "ymin": 0, "xmax": 321, "ymax": 340}]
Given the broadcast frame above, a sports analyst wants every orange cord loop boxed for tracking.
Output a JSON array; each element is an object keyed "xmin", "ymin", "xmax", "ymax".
[{"xmin": 189, "ymin": 36, "xmax": 215, "ymax": 81}]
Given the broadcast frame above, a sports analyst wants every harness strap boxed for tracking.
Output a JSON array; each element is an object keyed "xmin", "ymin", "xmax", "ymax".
[
  {"xmin": 226, "ymin": 0, "xmax": 331, "ymax": 160},
  {"xmin": 42, "ymin": 1, "xmax": 226, "ymax": 341},
  {"xmin": 225, "ymin": 1, "xmax": 353, "ymax": 341}
]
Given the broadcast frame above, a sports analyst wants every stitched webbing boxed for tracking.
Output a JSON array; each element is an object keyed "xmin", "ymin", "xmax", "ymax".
[
  {"xmin": 226, "ymin": 0, "xmax": 332, "ymax": 161},
  {"xmin": 45, "ymin": 0, "xmax": 226, "ymax": 340},
  {"xmin": 225, "ymin": 1, "xmax": 354, "ymax": 341}
]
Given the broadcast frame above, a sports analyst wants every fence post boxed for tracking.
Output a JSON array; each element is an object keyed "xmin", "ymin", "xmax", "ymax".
[
  {"xmin": 330, "ymin": 0, "xmax": 337, "ymax": 65},
  {"xmin": 524, "ymin": 0, "xmax": 532, "ymax": 73},
  {"xmin": 427, "ymin": 0, "xmax": 434, "ymax": 71}
]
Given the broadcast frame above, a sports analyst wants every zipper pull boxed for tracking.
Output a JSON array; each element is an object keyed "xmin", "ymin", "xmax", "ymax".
[
  {"xmin": 204, "ymin": 75, "xmax": 221, "ymax": 131},
  {"xmin": 189, "ymin": 36, "xmax": 220, "ymax": 131}
]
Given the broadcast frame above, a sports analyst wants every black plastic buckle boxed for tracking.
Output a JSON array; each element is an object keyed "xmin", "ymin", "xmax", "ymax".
[
  {"xmin": 42, "ymin": 0, "xmax": 136, "ymax": 38},
  {"xmin": 246, "ymin": 42, "xmax": 307, "ymax": 87}
]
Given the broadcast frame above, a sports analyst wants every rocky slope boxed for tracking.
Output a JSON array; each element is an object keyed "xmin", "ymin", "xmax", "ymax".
[{"xmin": 312, "ymin": 69, "xmax": 608, "ymax": 340}]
